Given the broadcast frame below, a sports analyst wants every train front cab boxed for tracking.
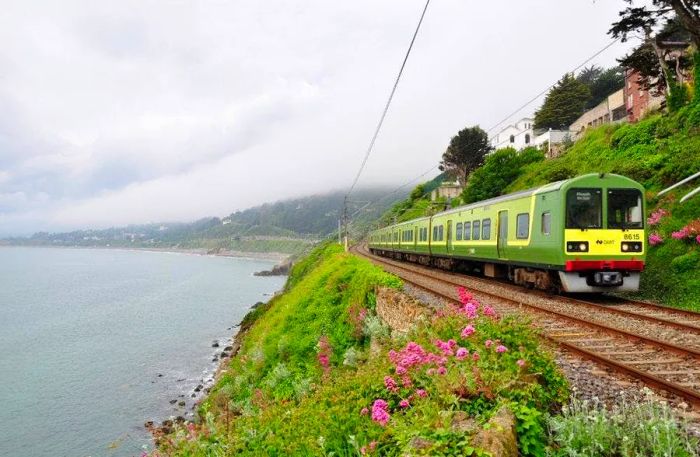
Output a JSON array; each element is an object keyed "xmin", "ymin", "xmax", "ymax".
[{"xmin": 558, "ymin": 176, "xmax": 645, "ymax": 293}]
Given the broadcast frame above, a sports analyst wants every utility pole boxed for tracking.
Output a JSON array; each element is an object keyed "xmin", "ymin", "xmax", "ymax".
[{"xmin": 343, "ymin": 196, "xmax": 349, "ymax": 252}]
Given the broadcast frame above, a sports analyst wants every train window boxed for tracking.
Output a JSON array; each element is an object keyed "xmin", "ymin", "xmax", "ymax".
[
  {"xmin": 607, "ymin": 189, "xmax": 643, "ymax": 229},
  {"xmin": 482, "ymin": 219, "xmax": 491, "ymax": 240},
  {"xmin": 473, "ymin": 220, "xmax": 481, "ymax": 240},
  {"xmin": 541, "ymin": 212, "xmax": 551, "ymax": 235},
  {"xmin": 456, "ymin": 223, "xmax": 463, "ymax": 240},
  {"xmin": 438, "ymin": 225, "xmax": 444, "ymax": 241},
  {"xmin": 516, "ymin": 213, "xmax": 529, "ymax": 239},
  {"xmin": 566, "ymin": 188, "xmax": 602, "ymax": 229},
  {"xmin": 464, "ymin": 222, "xmax": 471, "ymax": 240}
]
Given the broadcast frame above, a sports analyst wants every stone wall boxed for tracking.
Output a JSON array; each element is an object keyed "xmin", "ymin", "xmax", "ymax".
[{"xmin": 375, "ymin": 286, "xmax": 431, "ymax": 333}]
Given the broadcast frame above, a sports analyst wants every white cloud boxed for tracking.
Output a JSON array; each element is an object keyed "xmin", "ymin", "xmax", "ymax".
[{"xmin": 0, "ymin": 0, "xmax": 638, "ymax": 236}]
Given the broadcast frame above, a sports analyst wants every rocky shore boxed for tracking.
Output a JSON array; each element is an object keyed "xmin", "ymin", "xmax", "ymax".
[{"xmin": 146, "ymin": 300, "xmax": 270, "ymax": 444}]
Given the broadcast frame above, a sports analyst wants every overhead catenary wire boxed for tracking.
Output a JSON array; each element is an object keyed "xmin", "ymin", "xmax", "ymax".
[
  {"xmin": 346, "ymin": 0, "xmax": 432, "ymax": 197},
  {"xmin": 341, "ymin": 32, "xmax": 626, "ymax": 244}
]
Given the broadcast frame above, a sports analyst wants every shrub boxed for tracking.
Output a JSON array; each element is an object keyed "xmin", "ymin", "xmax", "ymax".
[{"xmin": 548, "ymin": 392, "xmax": 699, "ymax": 456}]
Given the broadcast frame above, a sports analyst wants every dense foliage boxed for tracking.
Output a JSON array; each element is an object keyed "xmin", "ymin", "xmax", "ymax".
[
  {"xmin": 156, "ymin": 243, "xmax": 569, "ymax": 456},
  {"xmin": 534, "ymin": 74, "xmax": 591, "ymax": 130},
  {"xmin": 577, "ymin": 65, "xmax": 625, "ymax": 110},
  {"xmin": 439, "ymin": 126, "xmax": 492, "ymax": 185},
  {"xmin": 461, "ymin": 147, "xmax": 545, "ymax": 204}
]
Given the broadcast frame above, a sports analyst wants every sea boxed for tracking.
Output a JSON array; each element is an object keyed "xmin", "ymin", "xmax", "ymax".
[{"xmin": 0, "ymin": 246, "xmax": 286, "ymax": 457}]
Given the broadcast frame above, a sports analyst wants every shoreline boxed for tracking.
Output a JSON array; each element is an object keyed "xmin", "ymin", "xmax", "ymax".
[
  {"xmin": 0, "ymin": 244, "xmax": 291, "ymax": 264},
  {"xmin": 147, "ymin": 294, "xmax": 282, "ymax": 445}
]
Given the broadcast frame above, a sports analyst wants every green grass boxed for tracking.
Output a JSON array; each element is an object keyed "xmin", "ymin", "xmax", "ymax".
[{"xmin": 156, "ymin": 243, "xmax": 569, "ymax": 456}]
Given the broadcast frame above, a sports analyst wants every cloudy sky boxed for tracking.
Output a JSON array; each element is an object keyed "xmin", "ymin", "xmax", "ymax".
[{"xmin": 0, "ymin": 0, "xmax": 638, "ymax": 236}]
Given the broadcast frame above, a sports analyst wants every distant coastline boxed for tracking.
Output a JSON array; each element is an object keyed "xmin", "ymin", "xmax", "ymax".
[{"xmin": 0, "ymin": 244, "xmax": 290, "ymax": 264}]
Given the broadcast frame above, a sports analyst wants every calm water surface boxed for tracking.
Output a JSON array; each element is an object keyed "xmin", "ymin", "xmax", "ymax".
[{"xmin": 0, "ymin": 247, "xmax": 285, "ymax": 457}]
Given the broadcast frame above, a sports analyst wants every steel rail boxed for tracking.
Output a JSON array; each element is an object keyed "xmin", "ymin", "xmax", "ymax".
[
  {"xmin": 361, "ymin": 246, "xmax": 700, "ymax": 334},
  {"xmin": 354, "ymin": 247, "xmax": 700, "ymax": 406}
]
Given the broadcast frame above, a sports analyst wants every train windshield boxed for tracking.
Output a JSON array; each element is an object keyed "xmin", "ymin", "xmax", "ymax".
[
  {"xmin": 566, "ymin": 188, "xmax": 602, "ymax": 229},
  {"xmin": 607, "ymin": 189, "xmax": 643, "ymax": 229}
]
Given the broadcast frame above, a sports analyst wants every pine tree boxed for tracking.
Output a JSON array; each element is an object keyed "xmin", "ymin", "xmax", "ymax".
[{"xmin": 534, "ymin": 74, "xmax": 590, "ymax": 130}]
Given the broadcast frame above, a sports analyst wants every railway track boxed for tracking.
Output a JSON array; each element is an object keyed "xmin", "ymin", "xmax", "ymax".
[{"xmin": 353, "ymin": 246, "xmax": 700, "ymax": 408}]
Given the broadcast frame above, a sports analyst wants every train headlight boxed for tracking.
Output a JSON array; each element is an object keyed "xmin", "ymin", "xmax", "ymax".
[
  {"xmin": 567, "ymin": 241, "xmax": 589, "ymax": 252},
  {"xmin": 621, "ymin": 242, "xmax": 642, "ymax": 253}
]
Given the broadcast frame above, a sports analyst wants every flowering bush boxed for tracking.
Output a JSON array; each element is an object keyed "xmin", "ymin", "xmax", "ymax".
[
  {"xmin": 648, "ymin": 232, "xmax": 664, "ymax": 246},
  {"xmin": 156, "ymin": 247, "xmax": 567, "ymax": 457},
  {"xmin": 647, "ymin": 208, "xmax": 669, "ymax": 226}
]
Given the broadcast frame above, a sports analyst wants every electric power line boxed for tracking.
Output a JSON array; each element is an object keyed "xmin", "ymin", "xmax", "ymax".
[
  {"xmin": 486, "ymin": 37, "xmax": 622, "ymax": 134},
  {"xmin": 342, "ymin": 32, "xmax": 625, "ymax": 241},
  {"xmin": 346, "ymin": 0, "xmax": 432, "ymax": 196}
]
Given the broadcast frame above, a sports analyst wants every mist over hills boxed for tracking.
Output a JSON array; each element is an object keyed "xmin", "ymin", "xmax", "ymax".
[{"xmin": 1, "ymin": 188, "xmax": 408, "ymax": 254}]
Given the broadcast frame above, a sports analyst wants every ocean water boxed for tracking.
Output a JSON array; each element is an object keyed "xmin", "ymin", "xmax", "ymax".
[{"xmin": 0, "ymin": 247, "xmax": 286, "ymax": 457}]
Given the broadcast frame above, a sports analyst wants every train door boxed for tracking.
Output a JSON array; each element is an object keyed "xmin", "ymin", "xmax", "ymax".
[
  {"xmin": 498, "ymin": 211, "xmax": 508, "ymax": 259},
  {"xmin": 414, "ymin": 227, "xmax": 418, "ymax": 249},
  {"xmin": 447, "ymin": 220, "xmax": 453, "ymax": 252}
]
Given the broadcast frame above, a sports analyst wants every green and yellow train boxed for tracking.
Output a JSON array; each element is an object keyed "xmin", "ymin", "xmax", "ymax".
[{"xmin": 368, "ymin": 173, "xmax": 646, "ymax": 293}]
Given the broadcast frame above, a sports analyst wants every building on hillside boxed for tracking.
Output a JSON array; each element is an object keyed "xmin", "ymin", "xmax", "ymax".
[
  {"xmin": 624, "ymin": 69, "xmax": 666, "ymax": 123},
  {"xmin": 570, "ymin": 88, "xmax": 627, "ymax": 138},
  {"xmin": 430, "ymin": 181, "xmax": 463, "ymax": 202},
  {"xmin": 623, "ymin": 40, "xmax": 691, "ymax": 122},
  {"xmin": 490, "ymin": 117, "xmax": 535, "ymax": 150},
  {"xmin": 490, "ymin": 116, "xmax": 571, "ymax": 158},
  {"xmin": 533, "ymin": 129, "xmax": 573, "ymax": 159}
]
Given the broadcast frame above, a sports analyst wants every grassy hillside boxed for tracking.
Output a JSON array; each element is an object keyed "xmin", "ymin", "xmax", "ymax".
[
  {"xmin": 156, "ymin": 243, "xmax": 569, "ymax": 456},
  {"xmin": 377, "ymin": 106, "xmax": 700, "ymax": 309}
]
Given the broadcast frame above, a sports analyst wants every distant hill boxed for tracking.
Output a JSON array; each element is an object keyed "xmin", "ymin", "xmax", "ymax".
[{"xmin": 2, "ymin": 188, "xmax": 406, "ymax": 254}]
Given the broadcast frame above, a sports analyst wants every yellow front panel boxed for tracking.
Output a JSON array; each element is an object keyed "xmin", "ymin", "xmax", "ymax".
[{"xmin": 564, "ymin": 229, "xmax": 645, "ymax": 256}]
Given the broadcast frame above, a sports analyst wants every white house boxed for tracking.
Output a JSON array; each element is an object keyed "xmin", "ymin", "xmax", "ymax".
[{"xmin": 490, "ymin": 117, "xmax": 535, "ymax": 150}]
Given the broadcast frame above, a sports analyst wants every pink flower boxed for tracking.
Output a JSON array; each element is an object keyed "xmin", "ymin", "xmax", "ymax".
[
  {"xmin": 426, "ymin": 368, "xmax": 436, "ymax": 376},
  {"xmin": 360, "ymin": 446, "xmax": 367, "ymax": 455},
  {"xmin": 461, "ymin": 324, "xmax": 475, "ymax": 338},
  {"xmin": 649, "ymin": 233, "xmax": 663, "ymax": 246},
  {"xmin": 517, "ymin": 359, "xmax": 526, "ymax": 367},
  {"xmin": 371, "ymin": 399, "xmax": 390, "ymax": 426},
  {"xmin": 437, "ymin": 366, "xmax": 447, "ymax": 375},
  {"xmin": 399, "ymin": 399, "xmax": 410, "ymax": 408},
  {"xmin": 370, "ymin": 441, "xmax": 377, "ymax": 451},
  {"xmin": 647, "ymin": 208, "xmax": 669, "ymax": 226},
  {"xmin": 485, "ymin": 339, "xmax": 493, "ymax": 348},
  {"xmin": 416, "ymin": 388, "xmax": 428, "ymax": 398},
  {"xmin": 472, "ymin": 352, "xmax": 480, "ymax": 361},
  {"xmin": 360, "ymin": 407, "xmax": 369, "ymax": 415},
  {"xmin": 396, "ymin": 366, "xmax": 407, "ymax": 376},
  {"xmin": 457, "ymin": 287, "xmax": 474, "ymax": 304},
  {"xmin": 384, "ymin": 376, "xmax": 398, "ymax": 392},
  {"xmin": 483, "ymin": 305, "xmax": 497, "ymax": 317},
  {"xmin": 455, "ymin": 347, "xmax": 469, "ymax": 360},
  {"xmin": 496, "ymin": 345, "xmax": 508, "ymax": 353},
  {"xmin": 401, "ymin": 376, "xmax": 412, "ymax": 388},
  {"xmin": 462, "ymin": 303, "xmax": 478, "ymax": 319},
  {"xmin": 435, "ymin": 339, "xmax": 454, "ymax": 356},
  {"xmin": 697, "ymin": 234, "xmax": 700, "ymax": 244},
  {"xmin": 672, "ymin": 228, "xmax": 689, "ymax": 240}
]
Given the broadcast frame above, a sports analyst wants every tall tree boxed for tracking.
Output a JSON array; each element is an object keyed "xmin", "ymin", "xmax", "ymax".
[
  {"xmin": 438, "ymin": 126, "xmax": 491, "ymax": 185},
  {"xmin": 577, "ymin": 65, "xmax": 625, "ymax": 109},
  {"xmin": 534, "ymin": 73, "xmax": 591, "ymax": 130},
  {"xmin": 610, "ymin": 6, "xmax": 692, "ymax": 97}
]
